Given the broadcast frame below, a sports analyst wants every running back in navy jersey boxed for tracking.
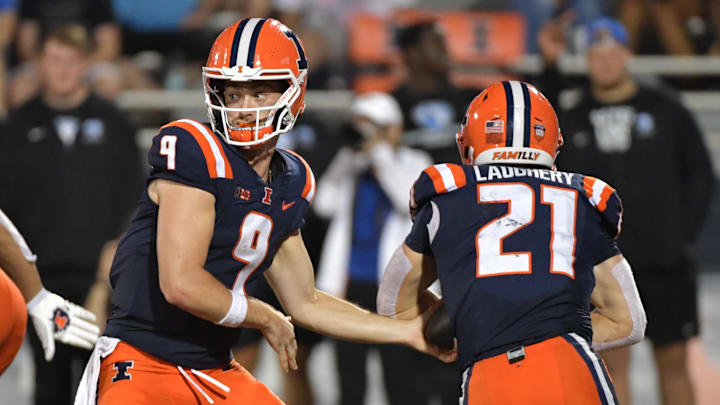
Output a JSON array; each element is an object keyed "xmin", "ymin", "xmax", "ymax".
[
  {"xmin": 104, "ymin": 119, "xmax": 316, "ymax": 369},
  {"xmin": 405, "ymin": 163, "xmax": 622, "ymax": 370}
]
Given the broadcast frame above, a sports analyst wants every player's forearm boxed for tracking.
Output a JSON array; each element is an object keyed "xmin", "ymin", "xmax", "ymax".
[
  {"xmin": 292, "ymin": 289, "xmax": 412, "ymax": 345},
  {"xmin": 0, "ymin": 212, "xmax": 43, "ymax": 301},
  {"xmin": 160, "ymin": 264, "xmax": 233, "ymax": 323},
  {"xmin": 590, "ymin": 257, "xmax": 647, "ymax": 351},
  {"xmin": 161, "ymin": 264, "xmax": 281, "ymax": 330},
  {"xmin": 0, "ymin": 250, "xmax": 43, "ymax": 302},
  {"xmin": 590, "ymin": 311, "xmax": 632, "ymax": 346},
  {"xmin": 241, "ymin": 297, "xmax": 284, "ymax": 330}
]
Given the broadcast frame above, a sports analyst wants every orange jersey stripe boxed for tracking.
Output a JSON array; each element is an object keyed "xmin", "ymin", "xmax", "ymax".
[
  {"xmin": 424, "ymin": 166, "xmax": 447, "ymax": 194},
  {"xmin": 164, "ymin": 121, "xmax": 218, "ymax": 178},
  {"xmin": 164, "ymin": 120, "xmax": 234, "ymax": 179},
  {"xmin": 447, "ymin": 164, "xmax": 467, "ymax": 189},
  {"xmin": 285, "ymin": 150, "xmax": 316, "ymax": 203},
  {"xmin": 597, "ymin": 183, "xmax": 616, "ymax": 212},
  {"xmin": 582, "ymin": 176, "xmax": 595, "ymax": 198},
  {"xmin": 184, "ymin": 119, "xmax": 233, "ymax": 179}
]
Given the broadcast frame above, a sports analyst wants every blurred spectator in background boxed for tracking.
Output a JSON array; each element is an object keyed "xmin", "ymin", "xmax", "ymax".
[
  {"xmin": 391, "ymin": 20, "xmax": 477, "ymax": 164},
  {"xmin": 111, "ymin": 0, "xmax": 222, "ymax": 89},
  {"xmin": 314, "ymin": 92, "xmax": 432, "ymax": 405},
  {"xmin": 221, "ymin": 0, "xmax": 344, "ymax": 89},
  {"xmin": 710, "ymin": 0, "xmax": 720, "ymax": 55},
  {"xmin": 537, "ymin": 16, "xmax": 715, "ymax": 405},
  {"xmin": 8, "ymin": 0, "xmax": 122, "ymax": 106},
  {"xmin": 514, "ymin": 0, "xmax": 608, "ymax": 54},
  {"xmin": 15, "ymin": 0, "xmax": 120, "ymax": 63},
  {"xmin": 0, "ymin": 0, "xmax": 16, "ymax": 117},
  {"xmin": 0, "ymin": 25, "xmax": 143, "ymax": 405},
  {"xmin": 618, "ymin": 0, "xmax": 717, "ymax": 55}
]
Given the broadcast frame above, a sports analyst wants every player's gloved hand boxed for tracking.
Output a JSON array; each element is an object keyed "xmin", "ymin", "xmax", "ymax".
[{"xmin": 26, "ymin": 288, "xmax": 101, "ymax": 361}]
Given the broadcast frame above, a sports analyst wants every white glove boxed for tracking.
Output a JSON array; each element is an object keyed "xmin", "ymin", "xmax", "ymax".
[{"xmin": 27, "ymin": 288, "xmax": 101, "ymax": 361}]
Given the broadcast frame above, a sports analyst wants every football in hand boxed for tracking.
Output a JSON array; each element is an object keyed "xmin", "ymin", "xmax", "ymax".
[{"xmin": 424, "ymin": 304, "xmax": 455, "ymax": 350}]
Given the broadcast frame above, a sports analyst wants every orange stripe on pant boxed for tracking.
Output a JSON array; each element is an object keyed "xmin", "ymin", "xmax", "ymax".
[
  {"xmin": 0, "ymin": 268, "xmax": 27, "ymax": 376},
  {"xmin": 464, "ymin": 335, "xmax": 615, "ymax": 405},
  {"xmin": 98, "ymin": 342, "xmax": 283, "ymax": 404}
]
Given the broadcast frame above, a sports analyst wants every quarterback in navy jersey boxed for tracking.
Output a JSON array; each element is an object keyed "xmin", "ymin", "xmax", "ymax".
[
  {"xmin": 75, "ymin": 18, "xmax": 455, "ymax": 405},
  {"xmin": 377, "ymin": 81, "xmax": 647, "ymax": 405}
]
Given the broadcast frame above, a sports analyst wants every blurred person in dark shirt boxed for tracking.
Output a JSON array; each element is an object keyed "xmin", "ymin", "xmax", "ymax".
[
  {"xmin": 536, "ymin": 16, "xmax": 715, "ymax": 405},
  {"xmin": 391, "ymin": 20, "xmax": 477, "ymax": 165},
  {"xmin": 0, "ymin": 25, "xmax": 142, "ymax": 405},
  {"xmin": 8, "ymin": 0, "xmax": 122, "ymax": 107},
  {"xmin": 15, "ymin": 0, "xmax": 119, "ymax": 63}
]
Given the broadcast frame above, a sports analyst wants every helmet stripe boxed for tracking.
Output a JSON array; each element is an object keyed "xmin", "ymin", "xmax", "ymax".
[
  {"xmin": 520, "ymin": 82, "xmax": 532, "ymax": 147},
  {"xmin": 246, "ymin": 18, "xmax": 267, "ymax": 67},
  {"xmin": 508, "ymin": 81, "xmax": 527, "ymax": 149},
  {"xmin": 502, "ymin": 81, "xmax": 514, "ymax": 147},
  {"xmin": 234, "ymin": 18, "xmax": 263, "ymax": 68},
  {"xmin": 229, "ymin": 19, "xmax": 249, "ymax": 68}
]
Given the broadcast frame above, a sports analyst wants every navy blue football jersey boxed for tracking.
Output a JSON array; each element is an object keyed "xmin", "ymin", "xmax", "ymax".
[
  {"xmin": 104, "ymin": 119, "xmax": 315, "ymax": 369},
  {"xmin": 405, "ymin": 163, "xmax": 622, "ymax": 370}
]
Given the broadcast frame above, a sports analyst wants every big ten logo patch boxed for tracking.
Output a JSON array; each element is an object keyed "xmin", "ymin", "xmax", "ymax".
[
  {"xmin": 112, "ymin": 361, "xmax": 134, "ymax": 382},
  {"xmin": 235, "ymin": 187, "xmax": 252, "ymax": 201}
]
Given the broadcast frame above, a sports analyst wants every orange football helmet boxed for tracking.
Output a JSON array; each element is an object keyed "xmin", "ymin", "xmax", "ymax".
[
  {"xmin": 456, "ymin": 81, "xmax": 563, "ymax": 168},
  {"xmin": 203, "ymin": 18, "xmax": 308, "ymax": 147}
]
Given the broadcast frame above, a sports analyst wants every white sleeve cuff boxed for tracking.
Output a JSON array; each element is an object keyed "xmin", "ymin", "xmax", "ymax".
[
  {"xmin": 592, "ymin": 258, "xmax": 647, "ymax": 352},
  {"xmin": 27, "ymin": 288, "xmax": 50, "ymax": 311},
  {"xmin": 0, "ymin": 208, "xmax": 38, "ymax": 263},
  {"xmin": 216, "ymin": 291, "xmax": 248, "ymax": 327},
  {"xmin": 377, "ymin": 246, "xmax": 413, "ymax": 318}
]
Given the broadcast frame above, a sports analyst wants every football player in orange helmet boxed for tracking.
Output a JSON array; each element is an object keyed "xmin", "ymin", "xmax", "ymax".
[
  {"xmin": 378, "ymin": 81, "xmax": 647, "ymax": 404},
  {"xmin": 202, "ymin": 18, "xmax": 308, "ymax": 148},
  {"xmin": 75, "ymin": 18, "xmax": 455, "ymax": 405},
  {"xmin": 455, "ymin": 80, "xmax": 563, "ymax": 168}
]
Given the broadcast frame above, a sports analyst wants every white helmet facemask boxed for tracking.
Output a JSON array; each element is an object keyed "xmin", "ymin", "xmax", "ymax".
[{"xmin": 202, "ymin": 65, "xmax": 306, "ymax": 148}]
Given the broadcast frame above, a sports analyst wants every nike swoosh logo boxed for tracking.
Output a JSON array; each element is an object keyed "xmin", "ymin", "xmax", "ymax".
[{"xmin": 282, "ymin": 201, "xmax": 295, "ymax": 211}]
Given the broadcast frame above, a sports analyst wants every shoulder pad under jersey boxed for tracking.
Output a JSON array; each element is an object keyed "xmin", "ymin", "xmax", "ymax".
[
  {"xmin": 410, "ymin": 163, "xmax": 468, "ymax": 216},
  {"xmin": 149, "ymin": 119, "xmax": 234, "ymax": 182},
  {"xmin": 572, "ymin": 174, "xmax": 623, "ymax": 239},
  {"xmin": 278, "ymin": 149, "xmax": 316, "ymax": 204}
]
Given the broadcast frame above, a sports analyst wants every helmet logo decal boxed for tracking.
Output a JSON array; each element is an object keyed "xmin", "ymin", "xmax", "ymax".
[
  {"xmin": 492, "ymin": 151, "xmax": 540, "ymax": 161},
  {"xmin": 485, "ymin": 120, "xmax": 504, "ymax": 133},
  {"xmin": 282, "ymin": 29, "xmax": 308, "ymax": 70},
  {"xmin": 534, "ymin": 123, "xmax": 546, "ymax": 140}
]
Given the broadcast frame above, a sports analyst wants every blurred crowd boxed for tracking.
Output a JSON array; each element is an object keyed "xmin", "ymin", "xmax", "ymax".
[
  {"xmin": 1, "ymin": 0, "xmax": 720, "ymax": 117},
  {"xmin": 0, "ymin": 0, "xmax": 718, "ymax": 405}
]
